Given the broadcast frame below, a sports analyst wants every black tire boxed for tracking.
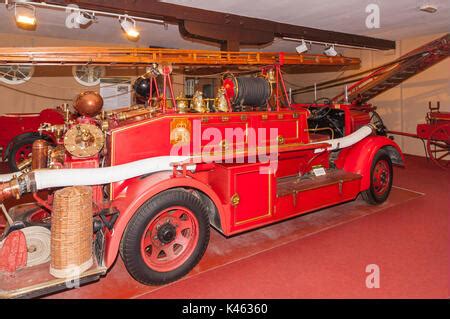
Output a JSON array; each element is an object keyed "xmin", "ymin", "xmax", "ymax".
[
  {"xmin": 7, "ymin": 134, "xmax": 52, "ymax": 172},
  {"xmin": 120, "ymin": 189, "xmax": 210, "ymax": 285},
  {"xmin": 361, "ymin": 149, "xmax": 393, "ymax": 205}
]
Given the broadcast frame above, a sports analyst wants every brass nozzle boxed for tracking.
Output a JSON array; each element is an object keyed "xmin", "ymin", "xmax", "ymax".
[{"xmin": 0, "ymin": 179, "xmax": 21, "ymax": 202}]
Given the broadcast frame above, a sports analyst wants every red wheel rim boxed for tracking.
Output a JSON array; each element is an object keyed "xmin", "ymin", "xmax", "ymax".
[
  {"xmin": 14, "ymin": 144, "xmax": 32, "ymax": 165},
  {"xmin": 140, "ymin": 206, "xmax": 199, "ymax": 272},
  {"xmin": 427, "ymin": 124, "xmax": 450, "ymax": 170},
  {"xmin": 373, "ymin": 159, "xmax": 390, "ymax": 196},
  {"xmin": 28, "ymin": 209, "xmax": 51, "ymax": 225}
]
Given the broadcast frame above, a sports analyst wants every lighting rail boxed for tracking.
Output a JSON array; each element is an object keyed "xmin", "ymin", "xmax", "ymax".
[
  {"xmin": 4, "ymin": 0, "xmax": 166, "ymax": 25},
  {"xmin": 282, "ymin": 36, "xmax": 383, "ymax": 51}
]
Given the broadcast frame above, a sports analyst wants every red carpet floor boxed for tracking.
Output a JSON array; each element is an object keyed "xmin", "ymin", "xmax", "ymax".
[
  {"xmin": 1, "ymin": 155, "xmax": 448, "ymax": 298},
  {"xmin": 134, "ymin": 155, "xmax": 448, "ymax": 299}
]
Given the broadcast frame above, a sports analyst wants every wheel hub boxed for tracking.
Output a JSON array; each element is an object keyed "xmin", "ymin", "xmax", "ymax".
[
  {"xmin": 380, "ymin": 172, "xmax": 387, "ymax": 183},
  {"xmin": 157, "ymin": 222, "xmax": 177, "ymax": 244},
  {"xmin": 373, "ymin": 159, "xmax": 390, "ymax": 196}
]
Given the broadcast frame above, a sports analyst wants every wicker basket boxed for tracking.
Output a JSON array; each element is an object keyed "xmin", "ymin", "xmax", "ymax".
[{"xmin": 50, "ymin": 186, "xmax": 93, "ymax": 279}]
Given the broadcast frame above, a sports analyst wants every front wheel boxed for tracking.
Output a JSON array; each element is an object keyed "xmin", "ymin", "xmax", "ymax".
[
  {"xmin": 120, "ymin": 189, "xmax": 210, "ymax": 285},
  {"xmin": 362, "ymin": 149, "xmax": 393, "ymax": 205}
]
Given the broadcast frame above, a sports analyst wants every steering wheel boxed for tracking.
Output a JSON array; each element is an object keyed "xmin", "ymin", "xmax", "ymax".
[{"xmin": 307, "ymin": 97, "xmax": 332, "ymax": 121}]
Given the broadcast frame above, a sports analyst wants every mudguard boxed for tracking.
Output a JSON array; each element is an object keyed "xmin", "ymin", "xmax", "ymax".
[
  {"xmin": 335, "ymin": 136, "xmax": 404, "ymax": 191},
  {"xmin": 104, "ymin": 171, "xmax": 226, "ymax": 268}
]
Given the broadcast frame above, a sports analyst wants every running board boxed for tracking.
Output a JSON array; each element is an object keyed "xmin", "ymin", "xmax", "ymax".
[{"xmin": 277, "ymin": 170, "xmax": 361, "ymax": 198}]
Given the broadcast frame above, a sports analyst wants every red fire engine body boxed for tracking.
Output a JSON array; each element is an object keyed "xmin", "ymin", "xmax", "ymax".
[{"xmin": 0, "ymin": 48, "xmax": 404, "ymax": 298}]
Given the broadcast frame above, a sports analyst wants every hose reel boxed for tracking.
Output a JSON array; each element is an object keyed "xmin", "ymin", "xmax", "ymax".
[
  {"xmin": 223, "ymin": 74, "xmax": 272, "ymax": 109},
  {"xmin": 0, "ymin": 226, "xmax": 51, "ymax": 272}
]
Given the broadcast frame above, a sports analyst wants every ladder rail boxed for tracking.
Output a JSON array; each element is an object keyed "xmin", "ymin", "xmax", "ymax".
[
  {"xmin": 333, "ymin": 33, "xmax": 450, "ymax": 103},
  {"xmin": 0, "ymin": 47, "xmax": 360, "ymax": 67}
]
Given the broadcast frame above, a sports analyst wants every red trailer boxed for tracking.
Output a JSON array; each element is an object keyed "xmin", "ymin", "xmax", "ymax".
[
  {"xmin": 0, "ymin": 47, "xmax": 404, "ymax": 298},
  {"xmin": 390, "ymin": 102, "xmax": 449, "ymax": 169}
]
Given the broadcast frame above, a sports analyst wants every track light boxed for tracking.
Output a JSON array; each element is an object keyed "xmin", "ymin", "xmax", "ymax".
[
  {"xmin": 75, "ymin": 11, "xmax": 96, "ymax": 26},
  {"xmin": 295, "ymin": 40, "xmax": 308, "ymax": 54},
  {"xmin": 419, "ymin": 4, "xmax": 438, "ymax": 13},
  {"xmin": 323, "ymin": 44, "xmax": 338, "ymax": 56},
  {"xmin": 119, "ymin": 15, "xmax": 140, "ymax": 40},
  {"xmin": 14, "ymin": 3, "xmax": 36, "ymax": 28}
]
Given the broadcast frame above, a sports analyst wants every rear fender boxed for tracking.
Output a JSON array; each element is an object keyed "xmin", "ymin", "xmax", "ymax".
[
  {"xmin": 104, "ymin": 171, "xmax": 226, "ymax": 268},
  {"xmin": 335, "ymin": 136, "xmax": 404, "ymax": 191}
]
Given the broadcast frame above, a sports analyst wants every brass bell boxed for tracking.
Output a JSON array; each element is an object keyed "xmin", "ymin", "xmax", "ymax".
[
  {"xmin": 192, "ymin": 91, "xmax": 208, "ymax": 113},
  {"xmin": 176, "ymin": 93, "xmax": 189, "ymax": 113},
  {"xmin": 214, "ymin": 87, "xmax": 229, "ymax": 112}
]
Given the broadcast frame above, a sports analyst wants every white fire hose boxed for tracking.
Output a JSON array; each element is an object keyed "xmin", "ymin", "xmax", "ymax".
[
  {"xmin": 32, "ymin": 156, "xmax": 195, "ymax": 191},
  {"xmin": 0, "ymin": 126, "xmax": 374, "ymax": 196},
  {"xmin": 27, "ymin": 127, "xmax": 373, "ymax": 190},
  {"xmin": 0, "ymin": 172, "xmax": 20, "ymax": 182},
  {"xmin": 311, "ymin": 124, "xmax": 374, "ymax": 153}
]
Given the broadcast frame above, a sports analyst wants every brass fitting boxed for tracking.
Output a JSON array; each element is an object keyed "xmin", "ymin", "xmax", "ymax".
[
  {"xmin": 214, "ymin": 87, "xmax": 229, "ymax": 112},
  {"xmin": 192, "ymin": 91, "xmax": 208, "ymax": 113},
  {"xmin": 17, "ymin": 158, "xmax": 32, "ymax": 171},
  {"xmin": 0, "ymin": 179, "xmax": 21, "ymax": 202},
  {"xmin": 116, "ymin": 108, "xmax": 151, "ymax": 121},
  {"xmin": 31, "ymin": 139, "xmax": 49, "ymax": 170}
]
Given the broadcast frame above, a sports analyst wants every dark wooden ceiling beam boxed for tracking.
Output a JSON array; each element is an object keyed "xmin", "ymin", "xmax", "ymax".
[{"xmin": 45, "ymin": 0, "xmax": 395, "ymax": 51}]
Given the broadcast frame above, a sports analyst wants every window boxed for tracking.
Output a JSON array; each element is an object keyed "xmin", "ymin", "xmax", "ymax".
[
  {"xmin": 0, "ymin": 65, "xmax": 34, "ymax": 85},
  {"xmin": 72, "ymin": 65, "xmax": 106, "ymax": 87}
]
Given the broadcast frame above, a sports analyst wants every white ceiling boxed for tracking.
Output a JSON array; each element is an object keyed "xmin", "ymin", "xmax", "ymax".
[
  {"xmin": 164, "ymin": 0, "xmax": 450, "ymax": 40},
  {"xmin": 0, "ymin": 0, "xmax": 448, "ymax": 51}
]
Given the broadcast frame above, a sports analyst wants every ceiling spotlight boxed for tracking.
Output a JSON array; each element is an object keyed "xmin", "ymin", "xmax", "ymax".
[
  {"xmin": 295, "ymin": 40, "xmax": 309, "ymax": 54},
  {"xmin": 323, "ymin": 44, "xmax": 338, "ymax": 56},
  {"xmin": 419, "ymin": 4, "xmax": 438, "ymax": 13},
  {"xmin": 75, "ymin": 11, "xmax": 96, "ymax": 26},
  {"xmin": 14, "ymin": 3, "xmax": 37, "ymax": 28},
  {"xmin": 119, "ymin": 15, "xmax": 140, "ymax": 40}
]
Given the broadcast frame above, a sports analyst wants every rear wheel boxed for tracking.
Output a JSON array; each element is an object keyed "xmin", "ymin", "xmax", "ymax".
[
  {"xmin": 427, "ymin": 124, "xmax": 450, "ymax": 170},
  {"xmin": 120, "ymin": 189, "xmax": 210, "ymax": 285},
  {"xmin": 7, "ymin": 134, "xmax": 52, "ymax": 172},
  {"xmin": 362, "ymin": 149, "xmax": 393, "ymax": 205}
]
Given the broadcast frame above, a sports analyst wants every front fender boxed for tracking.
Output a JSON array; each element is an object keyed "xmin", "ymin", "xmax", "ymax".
[
  {"xmin": 335, "ymin": 136, "xmax": 404, "ymax": 191},
  {"xmin": 104, "ymin": 171, "xmax": 226, "ymax": 268}
]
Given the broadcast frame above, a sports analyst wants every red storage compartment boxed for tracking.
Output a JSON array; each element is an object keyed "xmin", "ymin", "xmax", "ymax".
[{"xmin": 208, "ymin": 162, "xmax": 275, "ymax": 234}]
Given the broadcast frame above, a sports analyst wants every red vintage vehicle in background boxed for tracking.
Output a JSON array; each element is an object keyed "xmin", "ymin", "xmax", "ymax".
[
  {"xmin": 420, "ymin": 104, "xmax": 450, "ymax": 169},
  {"xmin": 0, "ymin": 106, "xmax": 68, "ymax": 172},
  {"xmin": 389, "ymin": 102, "xmax": 450, "ymax": 170},
  {"xmin": 0, "ymin": 47, "xmax": 404, "ymax": 298}
]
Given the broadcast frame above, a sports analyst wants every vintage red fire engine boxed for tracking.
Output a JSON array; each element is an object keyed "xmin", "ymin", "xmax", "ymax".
[{"xmin": 0, "ymin": 48, "xmax": 404, "ymax": 298}]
